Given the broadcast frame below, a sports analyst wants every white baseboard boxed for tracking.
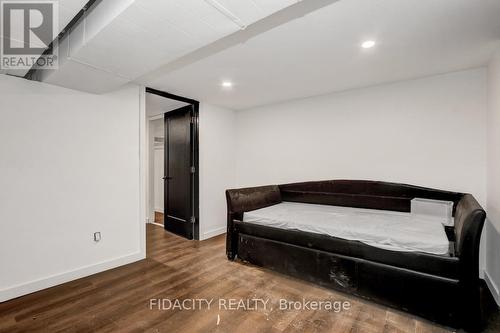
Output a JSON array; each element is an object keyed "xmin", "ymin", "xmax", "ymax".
[
  {"xmin": 0, "ymin": 251, "xmax": 145, "ymax": 303},
  {"xmin": 201, "ymin": 226, "xmax": 226, "ymax": 240},
  {"xmin": 484, "ymin": 270, "xmax": 500, "ymax": 306}
]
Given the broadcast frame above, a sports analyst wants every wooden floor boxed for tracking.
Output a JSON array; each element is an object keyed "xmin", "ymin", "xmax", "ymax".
[{"xmin": 1, "ymin": 224, "xmax": 498, "ymax": 333}]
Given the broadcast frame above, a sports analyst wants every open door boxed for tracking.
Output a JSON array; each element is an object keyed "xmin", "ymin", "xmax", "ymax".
[{"xmin": 163, "ymin": 105, "xmax": 197, "ymax": 239}]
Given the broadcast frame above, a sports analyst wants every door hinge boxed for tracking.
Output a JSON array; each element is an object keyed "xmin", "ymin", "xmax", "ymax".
[
  {"xmin": 190, "ymin": 166, "xmax": 196, "ymax": 173},
  {"xmin": 190, "ymin": 216, "xmax": 196, "ymax": 224}
]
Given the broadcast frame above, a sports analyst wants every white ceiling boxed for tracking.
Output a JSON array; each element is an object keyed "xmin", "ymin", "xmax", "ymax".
[
  {"xmin": 146, "ymin": 93, "xmax": 189, "ymax": 117},
  {"xmin": 1, "ymin": 0, "xmax": 89, "ymax": 76},
  {"xmin": 146, "ymin": 0, "xmax": 500, "ymax": 110},
  {"xmin": 4, "ymin": 0, "xmax": 500, "ymax": 110},
  {"xmin": 38, "ymin": 0, "xmax": 300, "ymax": 92}
]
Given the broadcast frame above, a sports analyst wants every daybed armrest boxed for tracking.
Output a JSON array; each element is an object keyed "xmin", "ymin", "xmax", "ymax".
[
  {"xmin": 226, "ymin": 185, "xmax": 282, "ymax": 214},
  {"xmin": 225, "ymin": 185, "xmax": 282, "ymax": 260},
  {"xmin": 453, "ymin": 194, "xmax": 486, "ymax": 331},
  {"xmin": 454, "ymin": 194, "xmax": 486, "ymax": 261}
]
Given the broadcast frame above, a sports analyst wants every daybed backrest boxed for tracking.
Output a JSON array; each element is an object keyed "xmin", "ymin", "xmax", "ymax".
[
  {"xmin": 278, "ymin": 180, "xmax": 486, "ymax": 261},
  {"xmin": 226, "ymin": 185, "xmax": 282, "ymax": 214},
  {"xmin": 279, "ymin": 180, "xmax": 463, "ymax": 214}
]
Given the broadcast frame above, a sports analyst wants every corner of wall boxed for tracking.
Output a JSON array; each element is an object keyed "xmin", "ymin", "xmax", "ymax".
[
  {"xmin": 484, "ymin": 220, "xmax": 500, "ymax": 306},
  {"xmin": 485, "ymin": 46, "xmax": 500, "ymax": 306},
  {"xmin": 198, "ymin": 103, "xmax": 236, "ymax": 241},
  {"xmin": 139, "ymin": 85, "xmax": 148, "ymax": 257}
]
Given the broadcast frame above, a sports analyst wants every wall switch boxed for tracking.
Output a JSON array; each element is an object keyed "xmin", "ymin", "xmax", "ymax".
[{"xmin": 94, "ymin": 232, "xmax": 101, "ymax": 242}]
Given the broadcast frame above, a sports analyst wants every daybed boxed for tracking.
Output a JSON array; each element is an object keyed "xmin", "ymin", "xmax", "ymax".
[{"xmin": 225, "ymin": 180, "xmax": 486, "ymax": 332}]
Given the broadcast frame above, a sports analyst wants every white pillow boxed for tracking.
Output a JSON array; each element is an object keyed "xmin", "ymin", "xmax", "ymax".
[{"xmin": 411, "ymin": 198, "xmax": 454, "ymax": 227}]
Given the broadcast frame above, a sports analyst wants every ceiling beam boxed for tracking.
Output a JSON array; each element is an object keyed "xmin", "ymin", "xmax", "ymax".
[
  {"xmin": 24, "ymin": 0, "xmax": 102, "ymax": 80},
  {"xmin": 146, "ymin": 87, "xmax": 199, "ymax": 105},
  {"xmin": 136, "ymin": 0, "xmax": 340, "ymax": 86}
]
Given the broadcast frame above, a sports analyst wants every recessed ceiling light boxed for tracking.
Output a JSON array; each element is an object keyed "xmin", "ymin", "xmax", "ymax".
[
  {"xmin": 361, "ymin": 40, "xmax": 376, "ymax": 49},
  {"xmin": 222, "ymin": 81, "xmax": 233, "ymax": 88}
]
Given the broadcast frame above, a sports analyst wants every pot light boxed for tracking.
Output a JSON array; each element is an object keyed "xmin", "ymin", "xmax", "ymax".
[
  {"xmin": 361, "ymin": 40, "xmax": 376, "ymax": 49},
  {"xmin": 222, "ymin": 81, "xmax": 233, "ymax": 88}
]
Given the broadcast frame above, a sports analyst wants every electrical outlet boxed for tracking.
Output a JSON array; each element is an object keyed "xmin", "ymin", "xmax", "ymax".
[{"xmin": 94, "ymin": 232, "xmax": 101, "ymax": 242}]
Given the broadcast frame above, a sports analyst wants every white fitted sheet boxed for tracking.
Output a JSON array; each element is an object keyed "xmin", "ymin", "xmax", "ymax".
[{"xmin": 242, "ymin": 202, "xmax": 450, "ymax": 255}]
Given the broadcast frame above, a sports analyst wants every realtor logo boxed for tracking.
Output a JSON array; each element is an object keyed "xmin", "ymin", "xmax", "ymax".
[{"xmin": 1, "ymin": 0, "xmax": 58, "ymax": 69}]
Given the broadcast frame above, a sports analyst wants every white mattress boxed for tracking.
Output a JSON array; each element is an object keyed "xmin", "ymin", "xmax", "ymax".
[{"xmin": 242, "ymin": 202, "xmax": 450, "ymax": 255}]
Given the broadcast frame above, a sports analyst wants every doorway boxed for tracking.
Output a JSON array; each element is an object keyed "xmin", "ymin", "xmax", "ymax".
[{"xmin": 146, "ymin": 88, "xmax": 199, "ymax": 240}]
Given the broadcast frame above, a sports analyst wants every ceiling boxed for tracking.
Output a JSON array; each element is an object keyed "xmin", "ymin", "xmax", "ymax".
[
  {"xmin": 72, "ymin": 0, "xmax": 300, "ymax": 80},
  {"xmin": 146, "ymin": 93, "xmax": 189, "ymax": 117},
  {"xmin": 146, "ymin": 0, "xmax": 500, "ymax": 109},
  {"xmin": 36, "ymin": 0, "xmax": 301, "ymax": 92},
  {"xmin": 1, "ymin": 0, "xmax": 89, "ymax": 76},
  {"xmin": 3, "ymin": 0, "xmax": 500, "ymax": 110}
]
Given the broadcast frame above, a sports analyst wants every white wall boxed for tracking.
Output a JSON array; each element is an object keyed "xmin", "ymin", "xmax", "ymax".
[
  {"xmin": 1, "ymin": 66, "xmax": 492, "ymax": 302},
  {"xmin": 148, "ymin": 118, "xmax": 164, "ymax": 217},
  {"xmin": 199, "ymin": 104, "xmax": 236, "ymax": 240},
  {"xmin": 0, "ymin": 75, "xmax": 145, "ymax": 302},
  {"xmin": 153, "ymin": 149, "xmax": 164, "ymax": 212},
  {"xmin": 485, "ymin": 49, "xmax": 500, "ymax": 305},
  {"xmin": 235, "ymin": 69, "xmax": 487, "ymax": 206}
]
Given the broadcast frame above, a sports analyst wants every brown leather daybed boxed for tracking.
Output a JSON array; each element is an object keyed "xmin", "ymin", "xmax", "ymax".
[{"xmin": 225, "ymin": 180, "xmax": 486, "ymax": 332}]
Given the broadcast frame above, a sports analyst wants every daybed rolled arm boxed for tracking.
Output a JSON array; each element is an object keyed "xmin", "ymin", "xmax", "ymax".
[
  {"xmin": 225, "ymin": 185, "xmax": 282, "ymax": 260},
  {"xmin": 454, "ymin": 194, "xmax": 486, "ymax": 331}
]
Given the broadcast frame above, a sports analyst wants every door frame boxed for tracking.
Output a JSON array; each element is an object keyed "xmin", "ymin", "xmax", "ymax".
[{"xmin": 146, "ymin": 87, "xmax": 200, "ymax": 240}]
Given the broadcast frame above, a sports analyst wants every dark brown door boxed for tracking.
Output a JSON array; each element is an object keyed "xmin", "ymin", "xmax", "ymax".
[{"xmin": 164, "ymin": 105, "xmax": 194, "ymax": 239}]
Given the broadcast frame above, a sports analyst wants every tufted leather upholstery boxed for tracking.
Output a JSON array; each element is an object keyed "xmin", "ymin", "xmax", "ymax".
[{"xmin": 226, "ymin": 185, "xmax": 281, "ymax": 214}]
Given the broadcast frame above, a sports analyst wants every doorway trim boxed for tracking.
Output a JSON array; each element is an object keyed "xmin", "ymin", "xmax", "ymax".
[{"xmin": 146, "ymin": 87, "xmax": 200, "ymax": 240}]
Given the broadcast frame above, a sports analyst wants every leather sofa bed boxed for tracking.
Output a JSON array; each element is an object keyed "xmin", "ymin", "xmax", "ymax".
[{"xmin": 225, "ymin": 180, "xmax": 486, "ymax": 332}]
